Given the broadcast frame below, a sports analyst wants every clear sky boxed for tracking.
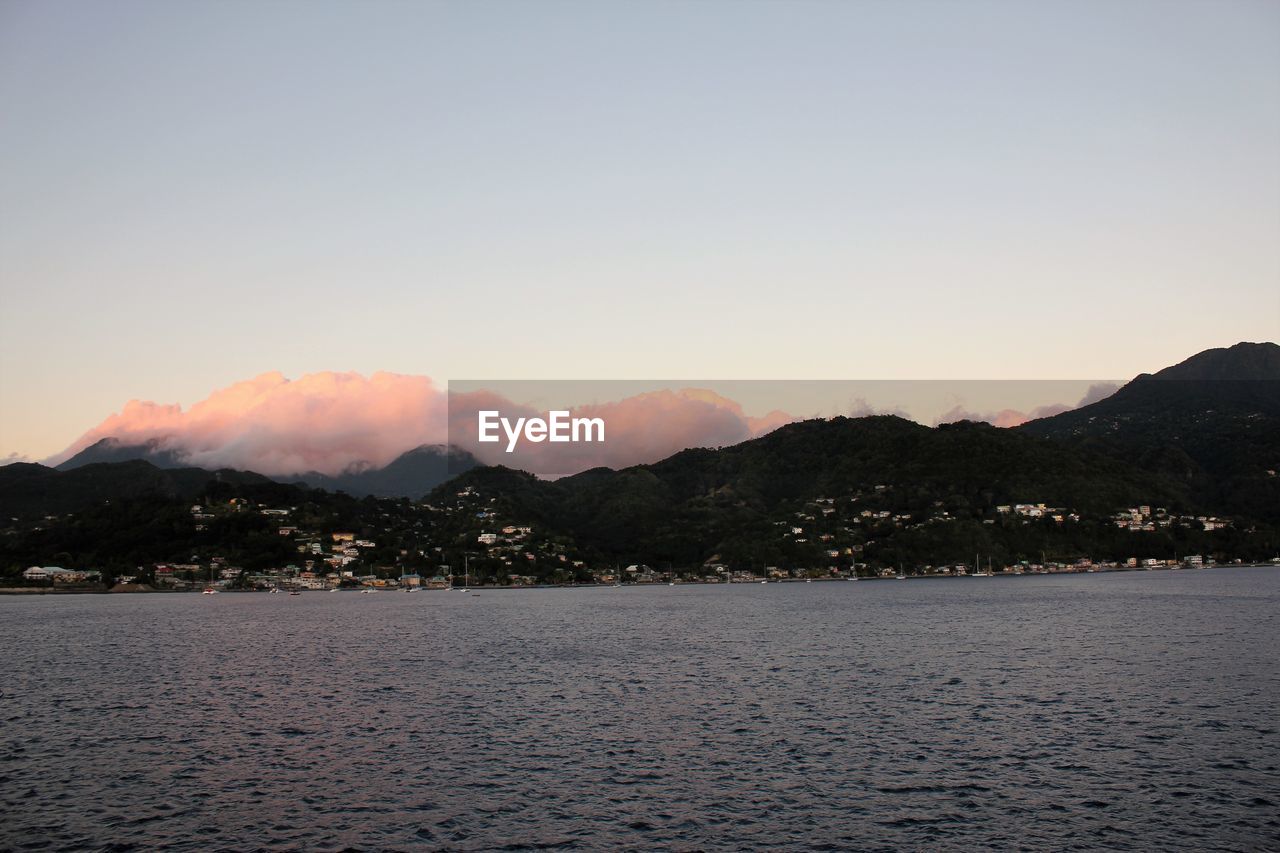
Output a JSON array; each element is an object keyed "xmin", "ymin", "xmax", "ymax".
[{"xmin": 1, "ymin": 0, "xmax": 1277, "ymax": 462}]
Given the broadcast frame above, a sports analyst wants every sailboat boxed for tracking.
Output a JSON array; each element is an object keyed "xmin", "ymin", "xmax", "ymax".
[{"xmin": 972, "ymin": 552, "xmax": 992, "ymax": 577}]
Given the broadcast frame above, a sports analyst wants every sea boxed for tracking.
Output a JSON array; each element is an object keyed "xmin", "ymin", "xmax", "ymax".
[{"xmin": 2, "ymin": 567, "xmax": 1278, "ymax": 851}]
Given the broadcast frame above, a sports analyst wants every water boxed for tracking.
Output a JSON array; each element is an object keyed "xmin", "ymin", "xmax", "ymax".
[{"xmin": 2, "ymin": 568, "xmax": 1278, "ymax": 851}]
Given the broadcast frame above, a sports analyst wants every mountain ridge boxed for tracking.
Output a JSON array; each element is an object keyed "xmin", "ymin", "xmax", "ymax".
[
  {"xmin": 4, "ymin": 342, "xmax": 1278, "ymax": 576},
  {"xmin": 1144, "ymin": 341, "xmax": 1280, "ymax": 382},
  {"xmin": 1018, "ymin": 341, "xmax": 1280, "ymax": 520},
  {"xmin": 53, "ymin": 441, "xmax": 475, "ymax": 499},
  {"xmin": 0, "ymin": 459, "xmax": 288, "ymax": 520}
]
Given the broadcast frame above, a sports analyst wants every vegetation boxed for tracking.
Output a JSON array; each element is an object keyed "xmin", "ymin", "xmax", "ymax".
[{"xmin": 4, "ymin": 343, "xmax": 1278, "ymax": 583}]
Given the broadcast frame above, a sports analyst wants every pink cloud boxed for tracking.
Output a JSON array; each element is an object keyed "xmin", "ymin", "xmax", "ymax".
[
  {"xmin": 45, "ymin": 375, "xmax": 1122, "ymax": 480},
  {"xmin": 46, "ymin": 377, "xmax": 798, "ymax": 479},
  {"xmin": 448, "ymin": 388, "xmax": 797, "ymax": 475},
  {"xmin": 47, "ymin": 371, "xmax": 448, "ymax": 476}
]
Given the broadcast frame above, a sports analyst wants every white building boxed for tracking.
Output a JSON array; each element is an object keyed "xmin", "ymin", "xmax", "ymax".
[{"xmin": 23, "ymin": 566, "xmax": 78, "ymax": 581}]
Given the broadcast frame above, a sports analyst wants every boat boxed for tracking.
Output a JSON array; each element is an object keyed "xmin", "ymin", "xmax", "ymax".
[
  {"xmin": 361, "ymin": 588, "xmax": 376, "ymax": 594},
  {"xmin": 329, "ymin": 587, "xmax": 340, "ymax": 592},
  {"xmin": 201, "ymin": 588, "xmax": 217, "ymax": 595},
  {"xmin": 288, "ymin": 590, "xmax": 301, "ymax": 596},
  {"xmin": 269, "ymin": 587, "xmax": 281, "ymax": 594}
]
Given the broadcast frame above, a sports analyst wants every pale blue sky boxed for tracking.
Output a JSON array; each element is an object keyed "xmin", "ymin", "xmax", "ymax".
[{"xmin": 1, "ymin": 0, "xmax": 1277, "ymax": 460}]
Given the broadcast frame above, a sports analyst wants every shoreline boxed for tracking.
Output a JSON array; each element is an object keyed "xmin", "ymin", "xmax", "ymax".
[{"xmin": 2, "ymin": 563, "xmax": 1276, "ymax": 595}]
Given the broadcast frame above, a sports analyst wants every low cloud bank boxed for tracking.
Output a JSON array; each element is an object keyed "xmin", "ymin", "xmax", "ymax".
[
  {"xmin": 44, "ymin": 375, "xmax": 1121, "ymax": 478},
  {"xmin": 449, "ymin": 388, "xmax": 795, "ymax": 474},
  {"xmin": 46, "ymin": 372, "xmax": 449, "ymax": 476}
]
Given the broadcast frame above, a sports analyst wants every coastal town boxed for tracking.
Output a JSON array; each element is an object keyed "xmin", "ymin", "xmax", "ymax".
[
  {"xmin": 17, "ymin": 552, "xmax": 1278, "ymax": 592},
  {"xmin": 9, "ymin": 483, "xmax": 1275, "ymax": 592}
]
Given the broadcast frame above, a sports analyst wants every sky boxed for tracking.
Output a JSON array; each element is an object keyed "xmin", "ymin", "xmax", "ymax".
[{"xmin": 1, "ymin": 0, "xmax": 1278, "ymax": 463}]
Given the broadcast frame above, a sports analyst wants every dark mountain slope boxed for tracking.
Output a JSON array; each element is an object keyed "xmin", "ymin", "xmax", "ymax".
[
  {"xmin": 434, "ymin": 415, "xmax": 1191, "ymax": 562},
  {"xmin": 1020, "ymin": 342, "xmax": 1280, "ymax": 520},
  {"xmin": 291, "ymin": 445, "xmax": 477, "ymax": 498},
  {"xmin": 55, "ymin": 439, "xmax": 475, "ymax": 500},
  {"xmin": 0, "ymin": 460, "xmax": 285, "ymax": 520},
  {"xmin": 560, "ymin": 415, "xmax": 1181, "ymax": 513},
  {"xmin": 1149, "ymin": 341, "xmax": 1280, "ymax": 381},
  {"xmin": 56, "ymin": 437, "xmax": 188, "ymax": 471}
]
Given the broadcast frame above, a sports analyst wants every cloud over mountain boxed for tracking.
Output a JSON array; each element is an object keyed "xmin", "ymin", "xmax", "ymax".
[
  {"xmin": 47, "ymin": 375, "xmax": 800, "ymax": 478},
  {"xmin": 47, "ymin": 372, "xmax": 449, "ymax": 477},
  {"xmin": 45, "ymin": 373, "xmax": 1121, "ymax": 479},
  {"xmin": 448, "ymin": 388, "xmax": 795, "ymax": 475}
]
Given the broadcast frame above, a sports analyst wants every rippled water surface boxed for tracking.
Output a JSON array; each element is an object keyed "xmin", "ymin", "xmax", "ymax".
[{"xmin": 3, "ymin": 568, "xmax": 1279, "ymax": 850}]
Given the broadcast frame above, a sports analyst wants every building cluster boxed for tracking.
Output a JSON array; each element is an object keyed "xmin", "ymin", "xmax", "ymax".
[
  {"xmin": 21, "ymin": 566, "xmax": 101, "ymax": 583},
  {"xmin": 994, "ymin": 503, "xmax": 1081, "ymax": 524},
  {"xmin": 771, "ymin": 494, "xmax": 1091, "ymax": 563},
  {"xmin": 1112, "ymin": 505, "xmax": 1231, "ymax": 532},
  {"xmin": 10, "ymin": 485, "xmax": 1262, "ymax": 591},
  {"xmin": 152, "ymin": 559, "xmax": 439, "ymax": 592},
  {"xmin": 428, "ymin": 487, "xmax": 590, "ymax": 581}
]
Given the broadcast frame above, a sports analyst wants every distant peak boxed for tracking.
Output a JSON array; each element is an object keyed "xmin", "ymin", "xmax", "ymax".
[{"xmin": 1148, "ymin": 341, "xmax": 1280, "ymax": 381}]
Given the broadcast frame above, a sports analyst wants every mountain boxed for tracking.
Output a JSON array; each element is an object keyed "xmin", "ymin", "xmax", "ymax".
[
  {"xmin": 429, "ymin": 414, "xmax": 1197, "ymax": 566},
  {"xmin": 0, "ymin": 460, "xmax": 286, "ymax": 521},
  {"xmin": 1019, "ymin": 342, "xmax": 1280, "ymax": 520},
  {"xmin": 55, "ymin": 440, "xmax": 476, "ymax": 500},
  {"xmin": 1145, "ymin": 341, "xmax": 1280, "ymax": 381},
  {"xmin": 0, "ymin": 462, "xmax": 365, "ymax": 578},
  {"xmin": 56, "ymin": 437, "xmax": 189, "ymax": 471},
  {"xmin": 290, "ymin": 445, "xmax": 477, "ymax": 499},
  {"xmin": 8, "ymin": 344, "xmax": 1278, "ymax": 577},
  {"xmin": 1021, "ymin": 344, "xmax": 1280, "ymax": 439}
]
